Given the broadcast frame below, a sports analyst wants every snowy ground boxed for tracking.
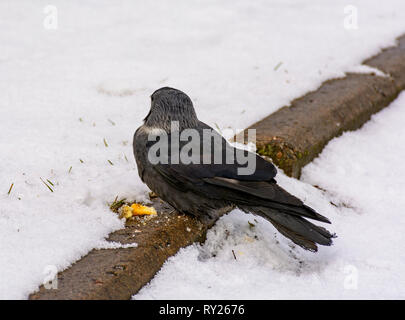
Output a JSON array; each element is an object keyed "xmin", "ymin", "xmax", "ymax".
[
  {"xmin": 135, "ymin": 92, "xmax": 405, "ymax": 300},
  {"xmin": 1, "ymin": 0, "xmax": 405, "ymax": 299}
]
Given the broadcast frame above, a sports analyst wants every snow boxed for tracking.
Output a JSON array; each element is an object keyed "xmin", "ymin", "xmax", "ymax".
[
  {"xmin": 1, "ymin": 0, "xmax": 405, "ymax": 299},
  {"xmin": 134, "ymin": 92, "xmax": 405, "ymax": 300}
]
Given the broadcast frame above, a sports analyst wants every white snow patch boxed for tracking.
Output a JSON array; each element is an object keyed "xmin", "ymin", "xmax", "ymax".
[
  {"xmin": 94, "ymin": 240, "xmax": 138, "ymax": 250},
  {"xmin": 345, "ymin": 64, "xmax": 390, "ymax": 78}
]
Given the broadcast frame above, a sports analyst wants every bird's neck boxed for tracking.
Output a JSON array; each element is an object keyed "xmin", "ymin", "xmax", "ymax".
[{"xmin": 144, "ymin": 115, "xmax": 198, "ymax": 133}]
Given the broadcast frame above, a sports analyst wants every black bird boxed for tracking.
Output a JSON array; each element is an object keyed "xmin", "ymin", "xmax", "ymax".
[{"xmin": 133, "ymin": 87, "xmax": 335, "ymax": 252}]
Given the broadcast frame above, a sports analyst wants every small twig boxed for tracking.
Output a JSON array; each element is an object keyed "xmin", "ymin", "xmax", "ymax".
[
  {"xmin": 274, "ymin": 61, "xmax": 283, "ymax": 71},
  {"xmin": 108, "ymin": 119, "xmax": 116, "ymax": 126},
  {"xmin": 40, "ymin": 177, "xmax": 54, "ymax": 192},
  {"xmin": 232, "ymin": 250, "xmax": 237, "ymax": 260},
  {"xmin": 68, "ymin": 166, "xmax": 72, "ymax": 173},
  {"xmin": 109, "ymin": 196, "xmax": 127, "ymax": 213},
  {"xmin": 8, "ymin": 183, "xmax": 14, "ymax": 195},
  {"xmin": 46, "ymin": 179, "xmax": 54, "ymax": 187},
  {"xmin": 107, "ymin": 160, "xmax": 114, "ymax": 166},
  {"xmin": 214, "ymin": 123, "xmax": 222, "ymax": 134},
  {"xmin": 103, "ymin": 138, "xmax": 108, "ymax": 147},
  {"xmin": 79, "ymin": 159, "xmax": 84, "ymax": 163}
]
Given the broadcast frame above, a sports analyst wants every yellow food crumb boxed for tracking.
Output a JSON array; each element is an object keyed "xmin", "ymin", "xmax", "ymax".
[
  {"xmin": 131, "ymin": 203, "xmax": 157, "ymax": 216},
  {"xmin": 120, "ymin": 203, "xmax": 157, "ymax": 219}
]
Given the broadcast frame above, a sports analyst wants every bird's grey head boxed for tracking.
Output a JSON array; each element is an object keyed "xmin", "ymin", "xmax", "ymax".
[{"xmin": 143, "ymin": 87, "xmax": 199, "ymax": 132}]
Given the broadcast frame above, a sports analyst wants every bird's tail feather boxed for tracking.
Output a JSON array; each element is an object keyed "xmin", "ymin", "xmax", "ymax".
[{"xmin": 241, "ymin": 206, "xmax": 335, "ymax": 252}]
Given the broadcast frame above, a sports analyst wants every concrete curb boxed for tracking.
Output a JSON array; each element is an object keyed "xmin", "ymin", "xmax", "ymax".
[
  {"xmin": 29, "ymin": 34, "xmax": 405, "ymax": 300},
  {"xmin": 29, "ymin": 200, "xmax": 221, "ymax": 300}
]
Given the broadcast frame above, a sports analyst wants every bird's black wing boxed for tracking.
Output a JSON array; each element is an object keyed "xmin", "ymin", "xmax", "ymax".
[
  {"xmin": 149, "ymin": 123, "xmax": 328, "ymax": 223},
  {"xmin": 149, "ymin": 123, "xmax": 334, "ymax": 251}
]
